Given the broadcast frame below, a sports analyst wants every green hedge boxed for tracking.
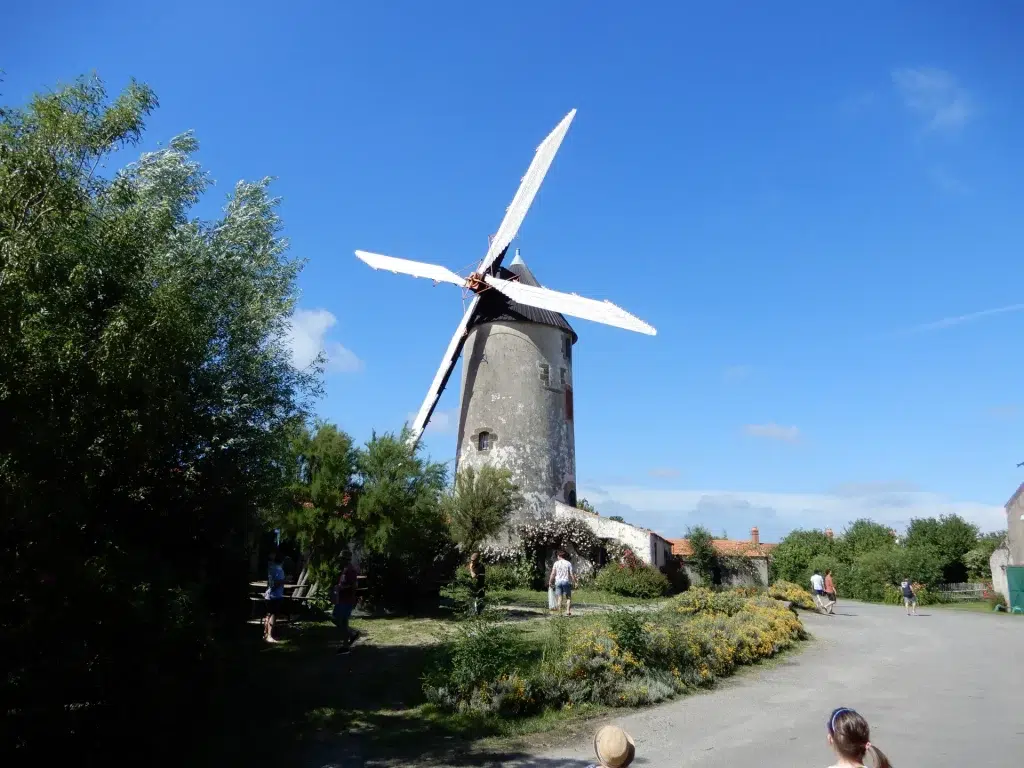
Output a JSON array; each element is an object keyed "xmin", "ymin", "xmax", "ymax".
[{"xmin": 594, "ymin": 562, "xmax": 672, "ymax": 598}]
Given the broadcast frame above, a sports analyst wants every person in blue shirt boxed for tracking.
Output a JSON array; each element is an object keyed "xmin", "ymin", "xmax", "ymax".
[{"xmin": 263, "ymin": 549, "xmax": 286, "ymax": 643}]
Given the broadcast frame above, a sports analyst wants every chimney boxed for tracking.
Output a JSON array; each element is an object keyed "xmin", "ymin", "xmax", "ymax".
[
  {"xmin": 750, "ymin": 527, "xmax": 759, "ymax": 546},
  {"xmin": 825, "ymin": 528, "xmax": 834, "ymax": 540},
  {"xmin": 515, "ymin": 247, "xmax": 521, "ymax": 259}
]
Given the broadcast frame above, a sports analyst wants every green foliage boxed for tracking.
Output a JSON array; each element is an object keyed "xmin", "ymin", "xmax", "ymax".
[
  {"xmin": 485, "ymin": 557, "xmax": 535, "ymax": 590},
  {"xmin": 1, "ymin": 76, "xmax": 315, "ymax": 759},
  {"xmin": 904, "ymin": 514, "xmax": 981, "ymax": 583},
  {"xmin": 661, "ymin": 555, "xmax": 691, "ymax": 594},
  {"xmin": 608, "ymin": 515, "xmax": 625, "ymax": 523},
  {"xmin": 686, "ymin": 525, "xmax": 719, "ymax": 585},
  {"xmin": 882, "ymin": 583, "xmax": 945, "ymax": 606},
  {"xmin": 576, "ymin": 497, "xmax": 597, "ymax": 514},
  {"xmin": 770, "ymin": 529, "xmax": 836, "ymax": 584},
  {"xmin": 443, "ymin": 465, "xmax": 522, "ymax": 553},
  {"xmin": 607, "ymin": 608, "xmax": 650, "ymax": 662},
  {"xmin": 423, "ymin": 615, "xmax": 530, "ymax": 712},
  {"xmin": 263, "ymin": 422, "xmax": 357, "ymax": 592},
  {"xmin": 965, "ymin": 531, "xmax": 1006, "ymax": 580},
  {"xmin": 673, "ymin": 587, "xmax": 746, "ymax": 616},
  {"xmin": 354, "ymin": 430, "xmax": 457, "ymax": 610},
  {"xmin": 594, "ymin": 561, "xmax": 671, "ymax": 598},
  {"xmin": 841, "ymin": 519, "xmax": 895, "ymax": 558}
]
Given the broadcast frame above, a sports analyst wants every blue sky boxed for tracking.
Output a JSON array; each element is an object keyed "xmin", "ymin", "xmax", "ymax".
[{"xmin": 6, "ymin": 2, "xmax": 1023, "ymax": 540}]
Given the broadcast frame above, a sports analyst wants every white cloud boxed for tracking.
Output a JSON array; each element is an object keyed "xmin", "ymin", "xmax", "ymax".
[
  {"xmin": 577, "ymin": 483, "xmax": 1007, "ymax": 542},
  {"xmin": 897, "ymin": 303, "xmax": 1024, "ymax": 335},
  {"xmin": 285, "ymin": 308, "xmax": 363, "ymax": 373},
  {"xmin": 892, "ymin": 67, "xmax": 974, "ymax": 132},
  {"xmin": 744, "ymin": 423, "xmax": 800, "ymax": 442}
]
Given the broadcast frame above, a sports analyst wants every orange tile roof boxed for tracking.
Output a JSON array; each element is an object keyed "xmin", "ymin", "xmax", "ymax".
[{"xmin": 667, "ymin": 538, "xmax": 777, "ymax": 558}]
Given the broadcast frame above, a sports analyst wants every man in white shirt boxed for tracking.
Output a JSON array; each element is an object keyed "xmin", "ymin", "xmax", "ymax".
[
  {"xmin": 810, "ymin": 570, "xmax": 827, "ymax": 613},
  {"xmin": 549, "ymin": 550, "xmax": 578, "ymax": 617}
]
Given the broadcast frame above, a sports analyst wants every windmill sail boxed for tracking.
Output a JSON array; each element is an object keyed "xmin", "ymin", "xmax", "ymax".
[
  {"xmin": 483, "ymin": 275, "xmax": 656, "ymax": 336},
  {"xmin": 355, "ymin": 250, "xmax": 464, "ymax": 286},
  {"xmin": 476, "ymin": 109, "xmax": 576, "ymax": 275},
  {"xmin": 408, "ymin": 296, "xmax": 481, "ymax": 444}
]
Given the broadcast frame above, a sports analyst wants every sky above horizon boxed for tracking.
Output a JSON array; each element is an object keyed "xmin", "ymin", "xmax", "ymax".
[{"xmin": 5, "ymin": 2, "xmax": 1023, "ymax": 541}]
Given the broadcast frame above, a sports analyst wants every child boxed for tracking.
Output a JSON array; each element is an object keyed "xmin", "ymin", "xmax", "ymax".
[
  {"xmin": 826, "ymin": 707, "xmax": 892, "ymax": 768},
  {"xmin": 585, "ymin": 725, "xmax": 635, "ymax": 768}
]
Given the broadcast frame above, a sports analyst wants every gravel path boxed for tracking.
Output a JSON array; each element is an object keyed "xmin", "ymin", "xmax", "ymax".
[{"xmin": 509, "ymin": 600, "xmax": 1024, "ymax": 768}]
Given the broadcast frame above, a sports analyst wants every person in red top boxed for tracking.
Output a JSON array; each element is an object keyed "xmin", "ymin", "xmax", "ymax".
[
  {"xmin": 331, "ymin": 550, "xmax": 360, "ymax": 655},
  {"xmin": 823, "ymin": 569, "xmax": 837, "ymax": 615}
]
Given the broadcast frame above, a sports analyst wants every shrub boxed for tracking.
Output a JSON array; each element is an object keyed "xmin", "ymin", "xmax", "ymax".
[
  {"xmin": 983, "ymin": 584, "xmax": 1008, "ymax": 610},
  {"xmin": 594, "ymin": 562, "xmax": 671, "ymax": 598},
  {"xmin": 661, "ymin": 556, "xmax": 691, "ymax": 594},
  {"xmin": 486, "ymin": 558, "xmax": 534, "ymax": 590},
  {"xmin": 607, "ymin": 608, "xmax": 650, "ymax": 663},
  {"xmin": 767, "ymin": 580, "xmax": 816, "ymax": 610},
  {"xmin": 425, "ymin": 590, "xmax": 806, "ymax": 717},
  {"xmin": 423, "ymin": 615, "xmax": 531, "ymax": 712},
  {"xmin": 881, "ymin": 582, "xmax": 946, "ymax": 606}
]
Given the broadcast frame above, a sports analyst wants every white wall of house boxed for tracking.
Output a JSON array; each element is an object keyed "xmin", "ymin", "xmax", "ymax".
[
  {"xmin": 553, "ymin": 501, "xmax": 670, "ymax": 567},
  {"xmin": 990, "ymin": 545, "xmax": 1011, "ymax": 603}
]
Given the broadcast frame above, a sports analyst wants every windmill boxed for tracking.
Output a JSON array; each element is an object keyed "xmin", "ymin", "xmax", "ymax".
[{"xmin": 355, "ymin": 110, "xmax": 656, "ymax": 518}]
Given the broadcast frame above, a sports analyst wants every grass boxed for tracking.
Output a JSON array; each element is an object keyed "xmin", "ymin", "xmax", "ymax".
[{"xmin": 205, "ymin": 606, "xmax": 626, "ymax": 766}]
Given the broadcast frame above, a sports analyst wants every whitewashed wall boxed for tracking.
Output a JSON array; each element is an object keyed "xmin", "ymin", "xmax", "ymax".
[
  {"xmin": 552, "ymin": 501, "xmax": 670, "ymax": 566},
  {"xmin": 990, "ymin": 545, "xmax": 1010, "ymax": 603}
]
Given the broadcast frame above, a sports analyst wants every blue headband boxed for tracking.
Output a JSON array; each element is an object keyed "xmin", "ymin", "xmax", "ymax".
[{"xmin": 829, "ymin": 707, "xmax": 854, "ymax": 733}]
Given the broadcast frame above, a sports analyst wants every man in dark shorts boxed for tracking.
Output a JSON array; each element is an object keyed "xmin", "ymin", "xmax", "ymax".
[
  {"xmin": 332, "ymin": 550, "xmax": 360, "ymax": 654},
  {"xmin": 263, "ymin": 549, "xmax": 286, "ymax": 643}
]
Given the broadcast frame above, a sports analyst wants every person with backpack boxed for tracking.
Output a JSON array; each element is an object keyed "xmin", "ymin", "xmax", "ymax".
[
  {"xmin": 899, "ymin": 577, "xmax": 917, "ymax": 616},
  {"xmin": 825, "ymin": 707, "xmax": 892, "ymax": 768},
  {"xmin": 331, "ymin": 550, "xmax": 360, "ymax": 655}
]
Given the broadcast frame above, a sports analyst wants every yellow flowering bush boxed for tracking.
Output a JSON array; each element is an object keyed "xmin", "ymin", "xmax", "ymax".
[
  {"xmin": 425, "ymin": 590, "xmax": 806, "ymax": 716},
  {"xmin": 767, "ymin": 580, "xmax": 817, "ymax": 610}
]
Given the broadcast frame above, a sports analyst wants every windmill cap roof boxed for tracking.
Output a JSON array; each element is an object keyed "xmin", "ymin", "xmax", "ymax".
[{"xmin": 471, "ymin": 255, "xmax": 577, "ymax": 341}]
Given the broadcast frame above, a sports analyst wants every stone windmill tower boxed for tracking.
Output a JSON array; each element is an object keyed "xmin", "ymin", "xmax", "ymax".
[{"xmin": 354, "ymin": 110, "xmax": 656, "ymax": 525}]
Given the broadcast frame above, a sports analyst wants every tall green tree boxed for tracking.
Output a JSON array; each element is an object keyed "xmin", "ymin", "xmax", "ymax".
[
  {"xmin": 266, "ymin": 421, "xmax": 357, "ymax": 593},
  {"xmin": 443, "ymin": 465, "xmax": 522, "ymax": 552},
  {"xmin": 841, "ymin": 519, "xmax": 896, "ymax": 558},
  {"xmin": 1, "ymin": 76, "xmax": 314, "ymax": 759},
  {"xmin": 904, "ymin": 514, "xmax": 980, "ymax": 582},
  {"xmin": 964, "ymin": 530, "xmax": 1007, "ymax": 581},
  {"xmin": 770, "ymin": 529, "xmax": 835, "ymax": 584},
  {"xmin": 354, "ymin": 429, "xmax": 456, "ymax": 609},
  {"xmin": 685, "ymin": 525, "xmax": 719, "ymax": 585}
]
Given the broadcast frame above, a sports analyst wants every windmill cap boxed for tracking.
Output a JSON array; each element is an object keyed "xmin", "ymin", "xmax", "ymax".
[{"xmin": 593, "ymin": 725, "xmax": 635, "ymax": 768}]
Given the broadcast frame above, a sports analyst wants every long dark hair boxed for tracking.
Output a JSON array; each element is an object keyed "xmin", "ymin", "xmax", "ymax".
[{"xmin": 828, "ymin": 708, "xmax": 892, "ymax": 768}]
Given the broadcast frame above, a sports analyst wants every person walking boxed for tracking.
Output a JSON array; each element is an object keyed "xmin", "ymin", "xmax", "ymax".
[
  {"xmin": 468, "ymin": 552, "xmax": 486, "ymax": 616},
  {"xmin": 899, "ymin": 577, "xmax": 917, "ymax": 616},
  {"xmin": 331, "ymin": 550, "xmax": 360, "ymax": 654},
  {"xmin": 263, "ymin": 549, "xmax": 286, "ymax": 643},
  {"xmin": 824, "ymin": 569, "xmax": 837, "ymax": 615},
  {"xmin": 824, "ymin": 707, "xmax": 892, "ymax": 768},
  {"xmin": 810, "ymin": 570, "xmax": 827, "ymax": 613},
  {"xmin": 549, "ymin": 550, "xmax": 578, "ymax": 617}
]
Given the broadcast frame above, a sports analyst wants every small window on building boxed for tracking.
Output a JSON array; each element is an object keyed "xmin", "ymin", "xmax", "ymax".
[
  {"xmin": 478, "ymin": 431, "xmax": 491, "ymax": 451},
  {"xmin": 539, "ymin": 363, "xmax": 549, "ymax": 385},
  {"xmin": 565, "ymin": 386, "xmax": 574, "ymax": 421},
  {"xmin": 564, "ymin": 336, "xmax": 572, "ymax": 360},
  {"xmin": 560, "ymin": 367, "xmax": 567, "ymax": 386}
]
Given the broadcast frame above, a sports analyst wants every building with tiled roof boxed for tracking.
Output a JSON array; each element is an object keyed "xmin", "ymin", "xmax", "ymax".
[{"xmin": 666, "ymin": 527, "xmax": 776, "ymax": 586}]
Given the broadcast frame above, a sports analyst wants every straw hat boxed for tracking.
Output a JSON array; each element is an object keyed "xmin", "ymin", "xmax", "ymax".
[{"xmin": 593, "ymin": 725, "xmax": 635, "ymax": 768}]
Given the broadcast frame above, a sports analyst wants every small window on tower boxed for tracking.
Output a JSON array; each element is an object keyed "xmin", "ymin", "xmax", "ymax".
[
  {"xmin": 560, "ymin": 368, "xmax": 567, "ymax": 386},
  {"xmin": 539, "ymin": 363, "xmax": 549, "ymax": 385},
  {"xmin": 565, "ymin": 386, "xmax": 574, "ymax": 421},
  {"xmin": 564, "ymin": 336, "xmax": 572, "ymax": 360},
  {"xmin": 478, "ymin": 431, "xmax": 491, "ymax": 451}
]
